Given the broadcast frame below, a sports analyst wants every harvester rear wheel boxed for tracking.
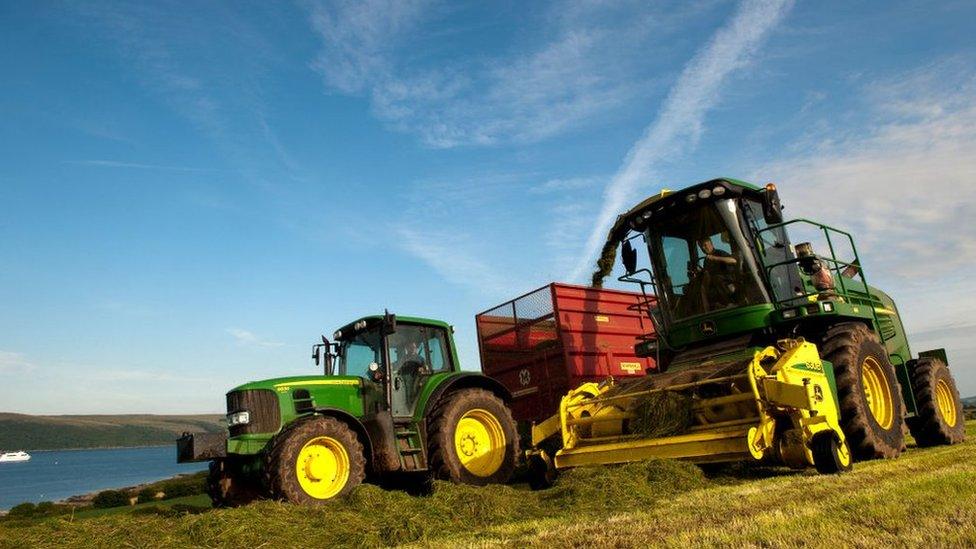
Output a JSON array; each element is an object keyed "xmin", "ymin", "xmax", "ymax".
[
  {"xmin": 206, "ymin": 459, "xmax": 261, "ymax": 507},
  {"xmin": 427, "ymin": 389, "xmax": 518, "ymax": 486},
  {"xmin": 821, "ymin": 323, "xmax": 904, "ymax": 460},
  {"xmin": 265, "ymin": 415, "xmax": 366, "ymax": 505},
  {"xmin": 810, "ymin": 432, "xmax": 852, "ymax": 474},
  {"xmin": 906, "ymin": 357, "xmax": 966, "ymax": 447}
]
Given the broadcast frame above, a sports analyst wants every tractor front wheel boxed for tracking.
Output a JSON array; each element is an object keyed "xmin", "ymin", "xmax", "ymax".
[
  {"xmin": 906, "ymin": 357, "xmax": 966, "ymax": 447},
  {"xmin": 265, "ymin": 415, "xmax": 366, "ymax": 504},
  {"xmin": 427, "ymin": 389, "xmax": 518, "ymax": 485},
  {"xmin": 821, "ymin": 323, "xmax": 905, "ymax": 460}
]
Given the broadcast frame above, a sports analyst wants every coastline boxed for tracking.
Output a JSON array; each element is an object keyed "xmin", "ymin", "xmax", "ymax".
[{"xmin": 57, "ymin": 471, "xmax": 203, "ymax": 506}]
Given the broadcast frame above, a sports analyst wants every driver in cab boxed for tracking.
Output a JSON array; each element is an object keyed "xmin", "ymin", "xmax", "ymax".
[
  {"xmin": 393, "ymin": 334, "xmax": 430, "ymax": 402},
  {"xmin": 695, "ymin": 234, "xmax": 740, "ymax": 308}
]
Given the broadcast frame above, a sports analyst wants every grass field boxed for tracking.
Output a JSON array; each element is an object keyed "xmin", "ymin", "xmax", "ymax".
[{"xmin": 1, "ymin": 421, "xmax": 973, "ymax": 548}]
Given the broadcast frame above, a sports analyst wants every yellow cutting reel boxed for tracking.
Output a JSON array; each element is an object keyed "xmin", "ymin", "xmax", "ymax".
[{"xmin": 528, "ymin": 339, "xmax": 851, "ymax": 476}]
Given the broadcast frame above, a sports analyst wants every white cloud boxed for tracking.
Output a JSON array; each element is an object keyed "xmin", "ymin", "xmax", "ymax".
[
  {"xmin": 226, "ymin": 328, "xmax": 284, "ymax": 348},
  {"xmin": 397, "ymin": 227, "xmax": 513, "ymax": 296},
  {"xmin": 570, "ymin": 0, "xmax": 794, "ymax": 281},
  {"xmin": 0, "ymin": 351, "xmax": 35, "ymax": 374},
  {"xmin": 754, "ymin": 61, "xmax": 976, "ymax": 280},
  {"xmin": 306, "ymin": 1, "xmax": 706, "ymax": 147},
  {"xmin": 66, "ymin": 160, "xmax": 218, "ymax": 172}
]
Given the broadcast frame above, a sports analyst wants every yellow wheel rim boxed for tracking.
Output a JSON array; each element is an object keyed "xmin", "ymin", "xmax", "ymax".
[
  {"xmin": 861, "ymin": 356, "xmax": 894, "ymax": 430},
  {"xmin": 837, "ymin": 439, "xmax": 852, "ymax": 468},
  {"xmin": 936, "ymin": 379, "xmax": 958, "ymax": 427},
  {"xmin": 295, "ymin": 436, "xmax": 350, "ymax": 500},
  {"xmin": 454, "ymin": 409, "xmax": 506, "ymax": 477}
]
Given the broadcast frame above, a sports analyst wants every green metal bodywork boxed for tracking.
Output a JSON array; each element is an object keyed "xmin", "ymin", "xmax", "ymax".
[
  {"xmin": 620, "ymin": 178, "xmax": 925, "ymax": 417},
  {"xmin": 220, "ymin": 315, "xmax": 506, "ymax": 473}
]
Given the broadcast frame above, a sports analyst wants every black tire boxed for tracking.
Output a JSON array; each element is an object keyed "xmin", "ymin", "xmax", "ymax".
[
  {"xmin": 264, "ymin": 415, "xmax": 366, "ymax": 505},
  {"xmin": 811, "ymin": 432, "xmax": 853, "ymax": 474},
  {"xmin": 427, "ymin": 388, "xmax": 519, "ymax": 485},
  {"xmin": 906, "ymin": 357, "xmax": 966, "ymax": 447},
  {"xmin": 821, "ymin": 323, "xmax": 904, "ymax": 460},
  {"xmin": 206, "ymin": 459, "xmax": 262, "ymax": 508}
]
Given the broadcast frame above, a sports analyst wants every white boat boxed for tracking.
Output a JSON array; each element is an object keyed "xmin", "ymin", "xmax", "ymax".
[{"xmin": 0, "ymin": 451, "xmax": 31, "ymax": 463}]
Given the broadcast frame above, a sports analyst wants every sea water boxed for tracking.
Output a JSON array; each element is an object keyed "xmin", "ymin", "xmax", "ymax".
[{"xmin": 0, "ymin": 446, "xmax": 207, "ymax": 510}]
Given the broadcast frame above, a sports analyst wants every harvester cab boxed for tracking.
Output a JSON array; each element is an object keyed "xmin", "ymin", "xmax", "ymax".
[
  {"xmin": 179, "ymin": 314, "xmax": 519, "ymax": 507},
  {"xmin": 528, "ymin": 178, "xmax": 965, "ymax": 487}
]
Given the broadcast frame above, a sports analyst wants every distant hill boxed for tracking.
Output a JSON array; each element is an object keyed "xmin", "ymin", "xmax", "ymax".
[
  {"xmin": 963, "ymin": 396, "xmax": 976, "ymax": 408},
  {"xmin": 0, "ymin": 413, "xmax": 224, "ymax": 451}
]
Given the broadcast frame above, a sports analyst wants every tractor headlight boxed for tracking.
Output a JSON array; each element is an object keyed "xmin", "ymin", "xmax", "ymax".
[
  {"xmin": 782, "ymin": 308, "xmax": 798, "ymax": 319},
  {"xmin": 227, "ymin": 411, "xmax": 250, "ymax": 426},
  {"xmin": 698, "ymin": 189, "xmax": 712, "ymax": 199},
  {"xmin": 712, "ymin": 186, "xmax": 726, "ymax": 196},
  {"xmin": 822, "ymin": 301, "xmax": 834, "ymax": 312},
  {"xmin": 685, "ymin": 194, "xmax": 697, "ymax": 203}
]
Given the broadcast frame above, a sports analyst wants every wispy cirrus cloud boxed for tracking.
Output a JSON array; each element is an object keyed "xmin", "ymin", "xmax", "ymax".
[
  {"xmin": 570, "ymin": 0, "xmax": 794, "ymax": 281},
  {"xmin": 226, "ymin": 328, "xmax": 284, "ymax": 348},
  {"xmin": 0, "ymin": 351, "xmax": 35, "ymax": 374},
  {"xmin": 306, "ymin": 1, "xmax": 709, "ymax": 148},
  {"xmin": 65, "ymin": 160, "xmax": 220, "ymax": 172}
]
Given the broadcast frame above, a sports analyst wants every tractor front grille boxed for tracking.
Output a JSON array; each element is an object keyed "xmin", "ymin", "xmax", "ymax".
[{"xmin": 226, "ymin": 389, "xmax": 280, "ymax": 436}]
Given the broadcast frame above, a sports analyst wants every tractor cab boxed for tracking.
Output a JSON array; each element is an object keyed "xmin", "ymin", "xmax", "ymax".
[{"xmin": 317, "ymin": 313, "xmax": 459, "ymax": 418}]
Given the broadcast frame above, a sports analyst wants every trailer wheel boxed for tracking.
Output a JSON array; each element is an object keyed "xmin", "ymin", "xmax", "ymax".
[
  {"xmin": 265, "ymin": 415, "xmax": 366, "ymax": 504},
  {"xmin": 427, "ymin": 388, "xmax": 518, "ymax": 485},
  {"xmin": 906, "ymin": 357, "xmax": 966, "ymax": 447},
  {"xmin": 821, "ymin": 323, "xmax": 904, "ymax": 460},
  {"xmin": 811, "ymin": 432, "xmax": 852, "ymax": 474},
  {"xmin": 206, "ymin": 459, "xmax": 262, "ymax": 508}
]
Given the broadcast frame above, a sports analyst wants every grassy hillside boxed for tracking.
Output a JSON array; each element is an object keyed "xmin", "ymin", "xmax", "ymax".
[
  {"xmin": 1, "ymin": 422, "xmax": 973, "ymax": 548},
  {"xmin": 0, "ymin": 413, "xmax": 223, "ymax": 451}
]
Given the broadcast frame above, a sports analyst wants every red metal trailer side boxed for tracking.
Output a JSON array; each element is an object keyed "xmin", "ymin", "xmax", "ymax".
[{"xmin": 476, "ymin": 282, "xmax": 656, "ymax": 424}]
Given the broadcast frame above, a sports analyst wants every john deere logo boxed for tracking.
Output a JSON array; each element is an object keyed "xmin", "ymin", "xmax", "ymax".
[{"xmin": 700, "ymin": 321, "xmax": 716, "ymax": 336}]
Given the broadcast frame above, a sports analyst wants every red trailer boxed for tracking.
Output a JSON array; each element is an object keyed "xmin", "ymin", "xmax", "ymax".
[{"xmin": 476, "ymin": 283, "xmax": 656, "ymax": 424}]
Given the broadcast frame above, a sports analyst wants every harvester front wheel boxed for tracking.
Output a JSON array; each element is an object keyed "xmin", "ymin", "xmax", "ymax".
[
  {"xmin": 906, "ymin": 357, "xmax": 966, "ymax": 447},
  {"xmin": 810, "ymin": 432, "xmax": 852, "ymax": 474},
  {"xmin": 427, "ymin": 389, "xmax": 518, "ymax": 485},
  {"xmin": 265, "ymin": 415, "xmax": 366, "ymax": 505},
  {"xmin": 821, "ymin": 323, "xmax": 904, "ymax": 460}
]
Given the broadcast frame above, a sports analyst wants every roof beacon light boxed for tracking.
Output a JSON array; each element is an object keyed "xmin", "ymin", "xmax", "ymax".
[{"xmin": 765, "ymin": 182, "xmax": 777, "ymax": 192}]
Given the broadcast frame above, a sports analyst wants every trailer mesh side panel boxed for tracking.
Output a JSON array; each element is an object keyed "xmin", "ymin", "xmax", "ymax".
[{"xmin": 227, "ymin": 389, "xmax": 280, "ymax": 436}]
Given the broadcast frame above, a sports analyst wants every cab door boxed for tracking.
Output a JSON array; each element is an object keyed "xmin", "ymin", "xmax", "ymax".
[{"xmin": 387, "ymin": 324, "xmax": 452, "ymax": 418}]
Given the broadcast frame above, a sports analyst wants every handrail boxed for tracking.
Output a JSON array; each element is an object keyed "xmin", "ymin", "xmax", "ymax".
[{"xmin": 756, "ymin": 218, "xmax": 883, "ymax": 337}]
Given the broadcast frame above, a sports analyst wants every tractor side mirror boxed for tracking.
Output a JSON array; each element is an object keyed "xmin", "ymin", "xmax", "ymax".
[
  {"xmin": 321, "ymin": 337, "xmax": 334, "ymax": 375},
  {"xmin": 312, "ymin": 345, "xmax": 321, "ymax": 366},
  {"xmin": 762, "ymin": 184, "xmax": 783, "ymax": 225},
  {"xmin": 621, "ymin": 240, "xmax": 638, "ymax": 274}
]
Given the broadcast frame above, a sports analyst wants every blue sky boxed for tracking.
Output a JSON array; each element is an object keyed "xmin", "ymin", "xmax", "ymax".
[{"xmin": 2, "ymin": 0, "xmax": 975, "ymax": 414}]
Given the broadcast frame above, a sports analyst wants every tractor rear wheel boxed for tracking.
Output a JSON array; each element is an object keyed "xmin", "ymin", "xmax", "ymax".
[
  {"xmin": 206, "ymin": 459, "xmax": 262, "ymax": 507},
  {"xmin": 821, "ymin": 323, "xmax": 905, "ymax": 460},
  {"xmin": 427, "ymin": 389, "xmax": 518, "ymax": 485},
  {"xmin": 906, "ymin": 357, "xmax": 966, "ymax": 447},
  {"xmin": 810, "ymin": 432, "xmax": 853, "ymax": 474},
  {"xmin": 265, "ymin": 415, "xmax": 366, "ymax": 504}
]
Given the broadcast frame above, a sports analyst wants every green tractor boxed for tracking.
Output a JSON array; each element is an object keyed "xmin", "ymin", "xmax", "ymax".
[
  {"xmin": 593, "ymin": 178, "xmax": 965, "ymax": 461},
  {"xmin": 178, "ymin": 313, "xmax": 518, "ymax": 506}
]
